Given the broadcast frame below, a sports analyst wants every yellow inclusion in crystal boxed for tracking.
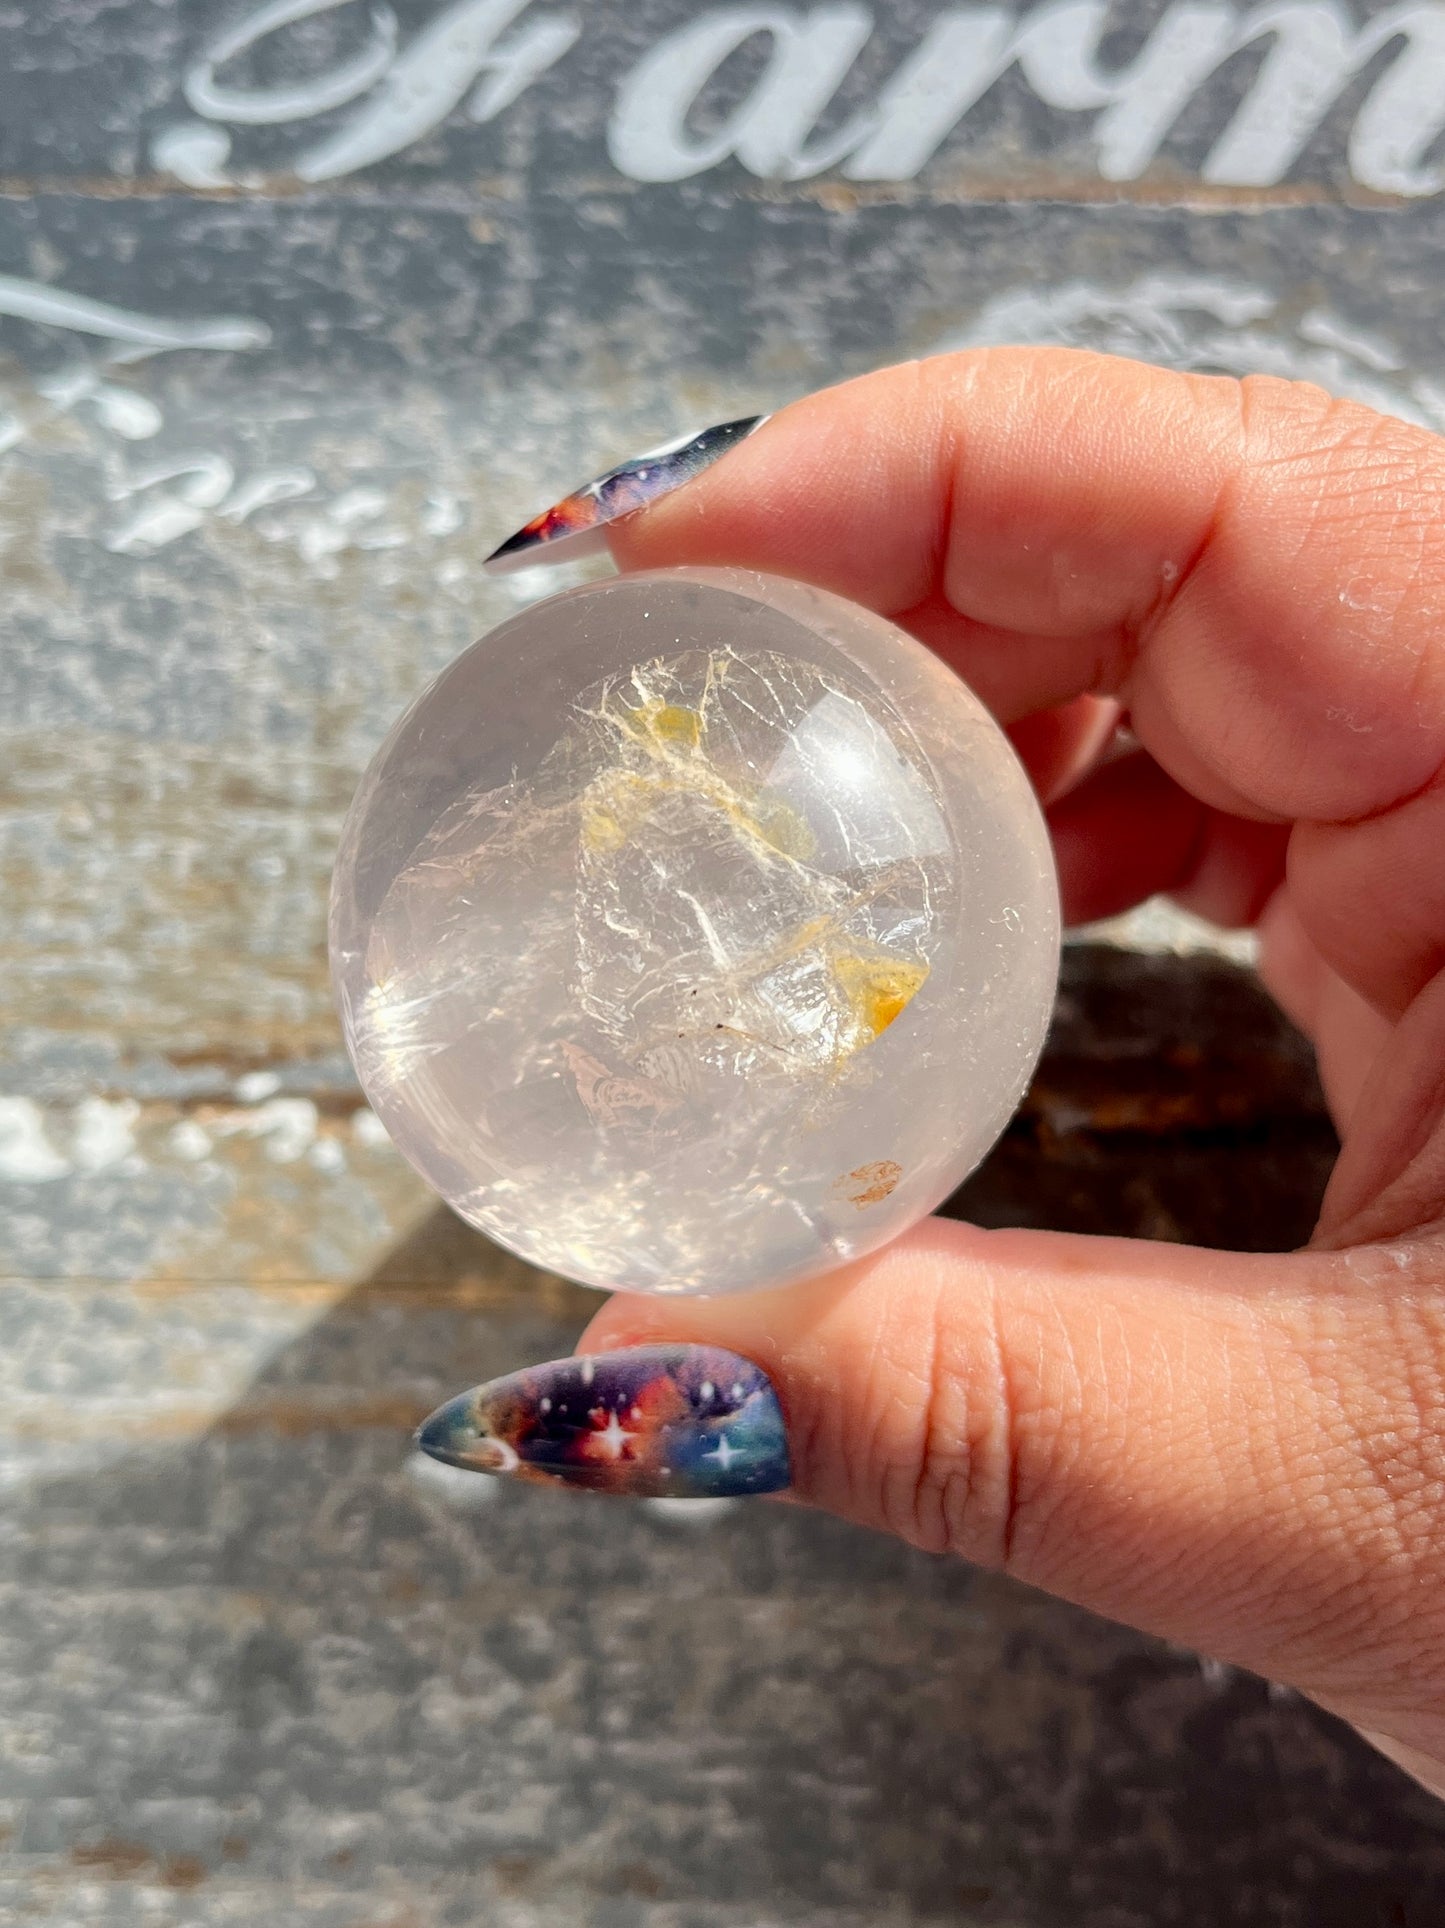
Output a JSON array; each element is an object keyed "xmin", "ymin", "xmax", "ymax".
[
  {"xmin": 623, "ymin": 699, "xmax": 703, "ymax": 750},
  {"xmin": 580, "ymin": 802, "xmax": 628, "ymax": 854},
  {"xmin": 581, "ymin": 770, "xmax": 657, "ymax": 853},
  {"xmin": 832, "ymin": 952, "xmax": 930, "ymax": 1039},
  {"xmin": 587, "ymin": 686, "xmax": 823, "ymax": 865},
  {"xmin": 749, "ymin": 794, "xmax": 816, "ymax": 861}
]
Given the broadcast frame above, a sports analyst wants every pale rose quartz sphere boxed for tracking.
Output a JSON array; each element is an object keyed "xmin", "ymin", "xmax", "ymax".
[{"xmin": 330, "ymin": 568, "xmax": 1059, "ymax": 1295}]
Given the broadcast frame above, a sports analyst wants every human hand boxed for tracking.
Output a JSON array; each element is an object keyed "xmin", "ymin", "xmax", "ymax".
[{"xmin": 573, "ymin": 350, "xmax": 1445, "ymax": 1795}]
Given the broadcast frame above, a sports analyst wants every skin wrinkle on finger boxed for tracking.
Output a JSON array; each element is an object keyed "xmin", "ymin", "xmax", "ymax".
[
  {"xmin": 834, "ymin": 1253, "xmax": 945, "ymax": 1547},
  {"xmin": 883, "ymin": 1257, "xmax": 953, "ymax": 1554},
  {"xmin": 983, "ymin": 1264, "xmax": 1026, "ymax": 1573},
  {"xmin": 993, "ymin": 1283, "xmax": 1094, "ymax": 1586},
  {"xmin": 902, "ymin": 1249, "xmax": 1013, "ymax": 1564},
  {"xmin": 912, "ymin": 355, "xmax": 959, "ymax": 603},
  {"xmin": 839, "ymin": 1276, "xmax": 903, "ymax": 1536}
]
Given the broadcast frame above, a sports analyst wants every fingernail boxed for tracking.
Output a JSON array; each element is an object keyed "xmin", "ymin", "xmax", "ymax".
[
  {"xmin": 482, "ymin": 416, "xmax": 769, "ymax": 575},
  {"xmin": 415, "ymin": 1344, "xmax": 790, "ymax": 1498}
]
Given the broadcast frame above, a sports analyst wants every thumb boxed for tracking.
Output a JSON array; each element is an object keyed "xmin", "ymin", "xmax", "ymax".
[{"xmin": 578, "ymin": 1218, "xmax": 1445, "ymax": 1739}]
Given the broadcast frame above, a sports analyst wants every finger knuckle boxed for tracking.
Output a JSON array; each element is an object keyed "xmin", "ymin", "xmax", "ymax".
[{"xmin": 872, "ymin": 1266, "xmax": 1058, "ymax": 1570}]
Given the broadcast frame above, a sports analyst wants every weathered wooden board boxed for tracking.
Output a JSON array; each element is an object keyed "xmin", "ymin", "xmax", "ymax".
[{"xmin": 4, "ymin": 3, "xmax": 1445, "ymax": 1921}]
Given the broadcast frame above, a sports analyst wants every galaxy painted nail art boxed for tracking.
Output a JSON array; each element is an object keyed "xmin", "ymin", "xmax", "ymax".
[
  {"xmin": 482, "ymin": 416, "xmax": 769, "ymax": 575},
  {"xmin": 415, "ymin": 1344, "xmax": 789, "ymax": 1498}
]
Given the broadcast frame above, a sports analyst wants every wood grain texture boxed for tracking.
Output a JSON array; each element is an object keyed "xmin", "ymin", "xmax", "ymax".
[{"xmin": 3, "ymin": 3, "xmax": 1444, "ymax": 1921}]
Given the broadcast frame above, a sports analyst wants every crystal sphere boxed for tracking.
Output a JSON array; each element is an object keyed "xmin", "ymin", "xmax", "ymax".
[{"xmin": 330, "ymin": 567, "xmax": 1060, "ymax": 1296}]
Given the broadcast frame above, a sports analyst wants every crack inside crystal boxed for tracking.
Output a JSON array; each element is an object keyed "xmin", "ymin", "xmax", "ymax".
[{"xmin": 332, "ymin": 571, "xmax": 1061, "ymax": 1298}]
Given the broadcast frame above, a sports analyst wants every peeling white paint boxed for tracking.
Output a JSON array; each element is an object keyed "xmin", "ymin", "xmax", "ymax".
[
  {"xmin": 308, "ymin": 1137, "xmax": 348, "ymax": 1174},
  {"xmin": 420, "ymin": 490, "xmax": 464, "ymax": 536},
  {"xmin": 328, "ymin": 486, "xmax": 391, "ymax": 526},
  {"xmin": 643, "ymin": 1496, "xmax": 742, "ymax": 1524},
  {"xmin": 214, "ymin": 1096, "xmax": 320, "ymax": 1162},
  {"xmin": 220, "ymin": 467, "xmax": 318, "ymax": 522},
  {"xmin": 235, "ymin": 1071, "xmax": 283, "ymax": 1103},
  {"xmin": 70, "ymin": 1097, "xmax": 140, "ymax": 1172},
  {"xmin": 405, "ymin": 1448, "xmax": 499, "ymax": 1508},
  {"xmin": 0, "ymin": 272, "xmax": 269, "ymax": 354},
  {"xmin": 1297, "ymin": 307, "xmax": 1404, "ymax": 372},
  {"xmin": 168, "ymin": 1119, "xmax": 216, "ymax": 1163},
  {"xmin": 105, "ymin": 454, "xmax": 237, "ymax": 554},
  {"xmin": 150, "ymin": 120, "xmax": 236, "ymax": 189},
  {"xmin": 35, "ymin": 367, "xmax": 164, "ymax": 441},
  {"xmin": 0, "ymin": 1098, "xmax": 71, "ymax": 1183},
  {"xmin": 352, "ymin": 1109, "xmax": 394, "ymax": 1150},
  {"xmin": 292, "ymin": 0, "xmax": 565, "ymax": 183},
  {"xmin": 183, "ymin": 0, "xmax": 401, "ymax": 127},
  {"xmin": 288, "ymin": 486, "xmax": 408, "ymax": 575},
  {"xmin": 497, "ymin": 561, "xmax": 574, "ymax": 603},
  {"xmin": 1077, "ymin": 901, "xmax": 1259, "ymax": 966}
]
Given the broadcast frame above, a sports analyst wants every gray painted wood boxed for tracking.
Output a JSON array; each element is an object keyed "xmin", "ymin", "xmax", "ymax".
[{"xmin": 4, "ymin": 3, "xmax": 1445, "ymax": 1920}]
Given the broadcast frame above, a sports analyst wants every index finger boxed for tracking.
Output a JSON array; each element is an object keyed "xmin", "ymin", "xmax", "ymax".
[{"xmin": 607, "ymin": 349, "xmax": 1445, "ymax": 832}]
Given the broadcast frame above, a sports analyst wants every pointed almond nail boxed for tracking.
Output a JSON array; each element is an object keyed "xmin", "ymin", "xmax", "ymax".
[
  {"xmin": 482, "ymin": 416, "xmax": 769, "ymax": 575},
  {"xmin": 415, "ymin": 1344, "xmax": 789, "ymax": 1498}
]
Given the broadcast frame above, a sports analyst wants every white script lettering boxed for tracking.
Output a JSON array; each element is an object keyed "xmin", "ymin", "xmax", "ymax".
[
  {"xmin": 184, "ymin": 0, "xmax": 400, "ymax": 124},
  {"xmin": 608, "ymin": 6, "xmax": 875, "ymax": 181},
  {"xmin": 156, "ymin": 0, "xmax": 1445, "ymax": 198},
  {"xmin": 1203, "ymin": 2, "xmax": 1445, "ymax": 194},
  {"xmin": 608, "ymin": 0, "xmax": 1445, "ymax": 192},
  {"xmin": 163, "ymin": 0, "xmax": 579, "ymax": 185},
  {"xmin": 295, "ymin": 0, "xmax": 580, "ymax": 181}
]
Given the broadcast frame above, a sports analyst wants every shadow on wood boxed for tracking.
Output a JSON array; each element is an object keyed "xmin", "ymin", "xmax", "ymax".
[{"xmin": 19, "ymin": 949, "xmax": 1430, "ymax": 1928}]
